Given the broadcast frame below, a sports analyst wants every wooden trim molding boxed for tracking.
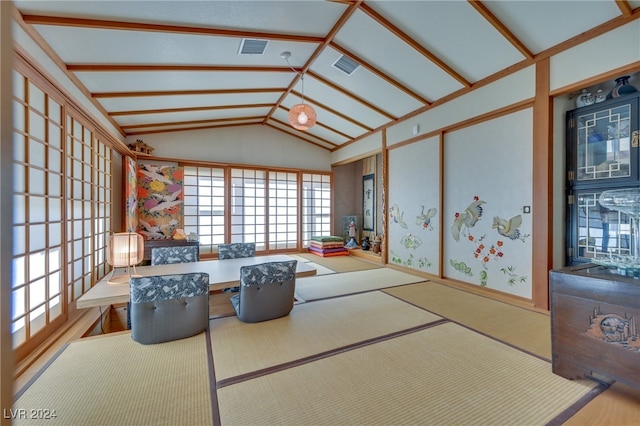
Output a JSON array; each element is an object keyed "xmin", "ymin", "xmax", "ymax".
[
  {"xmin": 381, "ymin": 130, "xmax": 388, "ymax": 265},
  {"xmin": 532, "ymin": 58, "xmax": 553, "ymax": 310}
]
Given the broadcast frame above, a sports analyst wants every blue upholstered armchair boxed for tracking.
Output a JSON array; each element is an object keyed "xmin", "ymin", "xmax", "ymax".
[
  {"xmin": 218, "ymin": 243, "xmax": 255, "ymax": 259},
  {"xmin": 151, "ymin": 246, "xmax": 199, "ymax": 265},
  {"xmin": 129, "ymin": 272, "xmax": 209, "ymax": 344},
  {"xmin": 230, "ymin": 260, "xmax": 297, "ymax": 323}
]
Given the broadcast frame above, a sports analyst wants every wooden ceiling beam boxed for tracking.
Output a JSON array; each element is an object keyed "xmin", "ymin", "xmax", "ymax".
[
  {"xmin": 21, "ymin": 14, "xmax": 324, "ymax": 43},
  {"xmin": 468, "ymin": 1, "xmax": 534, "ymax": 60},
  {"xmin": 67, "ymin": 64, "xmax": 300, "ymax": 73},
  {"xmin": 125, "ymin": 121, "xmax": 263, "ymax": 137},
  {"xmin": 111, "ymin": 103, "xmax": 273, "ymax": 117},
  {"xmin": 615, "ymin": 0, "xmax": 633, "ymax": 17},
  {"xmin": 92, "ymin": 88, "xmax": 285, "ymax": 98},
  {"xmin": 121, "ymin": 115, "xmax": 265, "ymax": 131}
]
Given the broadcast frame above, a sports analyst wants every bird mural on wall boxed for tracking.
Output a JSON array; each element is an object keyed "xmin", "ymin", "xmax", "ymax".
[
  {"xmin": 451, "ymin": 198, "xmax": 485, "ymax": 242},
  {"xmin": 389, "ymin": 204, "xmax": 408, "ymax": 229},
  {"xmin": 492, "ymin": 215, "xmax": 529, "ymax": 242},
  {"xmin": 416, "ymin": 206, "xmax": 437, "ymax": 231}
]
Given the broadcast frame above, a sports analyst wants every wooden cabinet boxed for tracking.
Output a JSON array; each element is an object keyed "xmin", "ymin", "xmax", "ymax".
[
  {"xmin": 565, "ymin": 92, "xmax": 640, "ymax": 264},
  {"xmin": 550, "ymin": 264, "xmax": 640, "ymax": 390}
]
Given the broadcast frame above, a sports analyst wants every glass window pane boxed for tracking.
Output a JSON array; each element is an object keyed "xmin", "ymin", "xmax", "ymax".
[
  {"xmin": 12, "ymin": 288, "xmax": 26, "ymax": 319},
  {"xmin": 576, "ymin": 105, "xmax": 631, "ymax": 181}
]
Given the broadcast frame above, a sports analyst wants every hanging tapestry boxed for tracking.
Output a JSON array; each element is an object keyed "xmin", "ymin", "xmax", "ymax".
[{"xmin": 136, "ymin": 164, "xmax": 184, "ymax": 239}]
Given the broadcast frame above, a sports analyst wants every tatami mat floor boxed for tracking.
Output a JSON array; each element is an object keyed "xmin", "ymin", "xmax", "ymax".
[{"xmin": 14, "ymin": 255, "xmax": 640, "ymax": 425}]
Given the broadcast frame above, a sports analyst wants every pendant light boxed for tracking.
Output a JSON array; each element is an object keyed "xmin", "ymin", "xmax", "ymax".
[{"xmin": 281, "ymin": 51, "xmax": 317, "ymax": 131}]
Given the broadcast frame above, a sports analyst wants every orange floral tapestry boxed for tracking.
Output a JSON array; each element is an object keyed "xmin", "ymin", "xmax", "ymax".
[{"xmin": 136, "ymin": 164, "xmax": 184, "ymax": 239}]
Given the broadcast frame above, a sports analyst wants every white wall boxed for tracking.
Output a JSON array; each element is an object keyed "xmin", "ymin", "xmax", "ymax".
[
  {"xmin": 550, "ymin": 20, "xmax": 640, "ymax": 91},
  {"xmin": 385, "ymin": 66, "xmax": 536, "ymax": 148},
  {"xmin": 128, "ymin": 125, "xmax": 332, "ymax": 171},
  {"xmin": 331, "ymin": 131, "xmax": 382, "ymax": 166}
]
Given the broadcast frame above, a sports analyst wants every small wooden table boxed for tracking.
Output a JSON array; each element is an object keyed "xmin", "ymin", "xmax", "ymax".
[{"xmin": 76, "ymin": 255, "xmax": 316, "ymax": 309}]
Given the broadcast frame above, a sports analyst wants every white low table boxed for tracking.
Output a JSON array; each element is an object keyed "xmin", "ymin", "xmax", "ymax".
[{"xmin": 76, "ymin": 254, "xmax": 316, "ymax": 309}]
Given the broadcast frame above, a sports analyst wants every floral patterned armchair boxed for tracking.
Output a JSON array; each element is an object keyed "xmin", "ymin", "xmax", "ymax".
[
  {"xmin": 151, "ymin": 246, "xmax": 199, "ymax": 265},
  {"xmin": 230, "ymin": 260, "xmax": 297, "ymax": 323},
  {"xmin": 218, "ymin": 243, "xmax": 256, "ymax": 259},
  {"xmin": 130, "ymin": 272, "xmax": 209, "ymax": 344}
]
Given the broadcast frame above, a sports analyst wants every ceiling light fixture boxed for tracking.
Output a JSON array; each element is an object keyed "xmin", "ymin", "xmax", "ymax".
[{"xmin": 281, "ymin": 51, "xmax": 317, "ymax": 131}]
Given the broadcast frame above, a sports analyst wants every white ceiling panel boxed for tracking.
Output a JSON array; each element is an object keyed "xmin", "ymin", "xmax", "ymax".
[
  {"xmin": 335, "ymin": 9, "xmax": 465, "ymax": 100},
  {"xmin": 98, "ymin": 92, "xmax": 282, "ymax": 113},
  {"xmin": 127, "ymin": 118, "xmax": 265, "ymax": 135},
  {"xmin": 366, "ymin": 0, "xmax": 526, "ymax": 82},
  {"xmin": 113, "ymin": 106, "xmax": 273, "ymax": 127},
  {"xmin": 33, "ymin": 25, "xmax": 319, "ymax": 66},
  {"xmin": 484, "ymin": 1, "xmax": 622, "ymax": 54},
  {"xmin": 306, "ymin": 52, "xmax": 425, "ymax": 118},
  {"xmin": 16, "ymin": 0, "xmax": 346, "ymax": 36},
  {"xmin": 74, "ymin": 71, "xmax": 295, "ymax": 92}
]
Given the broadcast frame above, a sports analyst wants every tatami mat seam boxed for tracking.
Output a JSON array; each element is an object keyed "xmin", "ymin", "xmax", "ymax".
[
  {"xmin": 295, "ymin": 280, "xmax": 431, "ymax": 303},
  {"xmin": 205, "ymin": 328, "xmax": 221, "ymax": 426},
  {"xmin": 547, "ymin": 382, "xmax": 611, "ymax": 426},
  {"xmin": 215, "ymin": 318, "xmax": 450, "ymax": 389},
  {"xmin": 383, "ymin": 289, "xmax": 553, "ymax": 362}
]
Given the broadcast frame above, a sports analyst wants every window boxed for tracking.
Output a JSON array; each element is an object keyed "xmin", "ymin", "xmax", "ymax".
[
  {"xmin": 183, "ymin": 166, "xmax": 225, "ymax": 255},
  {"xmin": 183, "ymin": 164, "xmax": 331, "ymax": 254},
  {"xmin": 12, "ymin": 72, "xmax": 65, "ymax": 348},
  {"xmin": 230, "ymin": 169, "xmax": 266, "ymax": 251},
  {"xmin": 269, "ymin": 171, "xmax": 298, "ymax": 250},
  {"xmin": 302, "ymin": 173, "xmax": 331, "ymax": 247},
  {"xmin": 11, "ymin": 62, "xmax": 114, "ymax": 357}
]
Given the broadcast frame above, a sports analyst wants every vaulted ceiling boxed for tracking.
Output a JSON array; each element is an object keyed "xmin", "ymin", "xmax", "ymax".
[{"xmin": 12, "ymin": 0, "xmax": 640, "ymax": 151}]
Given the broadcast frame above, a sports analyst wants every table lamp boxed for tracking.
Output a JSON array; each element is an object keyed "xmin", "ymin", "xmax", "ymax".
[{"xmin": 107, "ymin": 232, "xmax": 144, "ymax": 284}]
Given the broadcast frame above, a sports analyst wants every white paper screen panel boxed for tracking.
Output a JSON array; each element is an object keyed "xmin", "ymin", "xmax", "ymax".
[
  {"xmin": 388, "ymin": 136, "xmax": 440, "ymax": 275},
  {"xmin": 443, "ymin": 108, "xmax": 533, "ymax": 299}
]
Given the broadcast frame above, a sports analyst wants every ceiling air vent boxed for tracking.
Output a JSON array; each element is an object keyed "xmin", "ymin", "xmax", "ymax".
[
  {"xmin": 238, "ymin": 39, "xmax": 268, "ymax": 55},
  {"xmin": 332, "ymin": 55, "xmax": 360, "ymax": 75}
]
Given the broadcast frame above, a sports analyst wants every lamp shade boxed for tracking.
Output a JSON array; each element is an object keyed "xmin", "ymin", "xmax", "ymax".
[
  {"xmin": 107, "ymin": 232, "xmax": 144, "ymax": 267},
  {"xmin": 288, "ymin": 104, "xmax": 317, "ymax": 131}
]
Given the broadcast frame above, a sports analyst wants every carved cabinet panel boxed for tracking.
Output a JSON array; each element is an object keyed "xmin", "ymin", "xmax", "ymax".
[{"xmin": 550, "ymin": 264, "xmax": 640, "ymax": 390}]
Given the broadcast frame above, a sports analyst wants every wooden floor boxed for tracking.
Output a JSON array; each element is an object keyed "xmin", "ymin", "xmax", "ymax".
[
  {"xmin": 14, "ymin": 259, "xmax": 640, "ymax": 425},
  {"xmin": 210, "ymin": 290, "xmax": 236, "ymax": 318}
]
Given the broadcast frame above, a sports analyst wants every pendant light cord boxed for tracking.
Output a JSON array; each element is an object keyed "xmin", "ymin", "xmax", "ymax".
[{"xmin": 282, "ymin": 52, "xmax": 305, "ymax": 105}]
